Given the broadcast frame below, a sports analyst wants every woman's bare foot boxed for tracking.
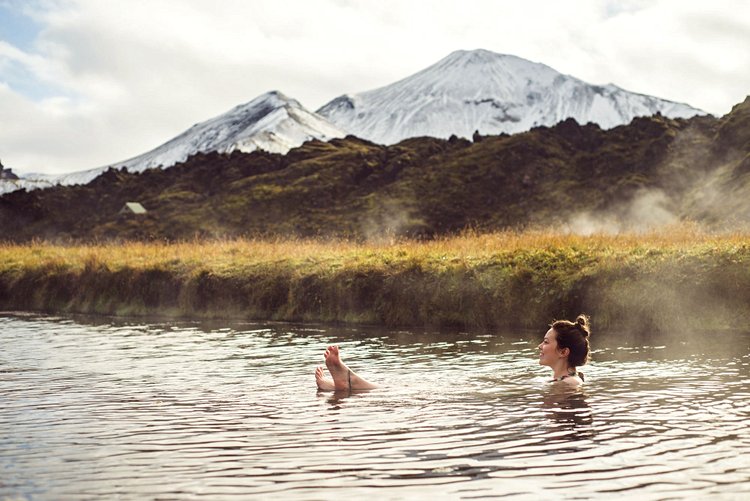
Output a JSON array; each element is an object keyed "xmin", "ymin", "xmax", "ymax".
[
  {"xmin": 324, "ymin": 345, "xmax": 351, "ymax": 390},
  {"xmin": 315, "ymin": 366, "xmax": 336, "ymax": 391},
  {"xmin": 318, "ymin": 345, "xmax": 378, "ymax": 391}
]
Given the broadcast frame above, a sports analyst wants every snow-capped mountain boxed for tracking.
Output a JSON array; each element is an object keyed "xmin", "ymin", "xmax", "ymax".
[
  {"xmin": 3, "ymin": 91, "xmax": 345, "ymax": 193},
  {"xmin": 3, "ymin": 49, "xmax": 709, "ymax": 196},
  {"xmin": 317, "ymin": 49, "xmax": 706, "ymax": 144},
  {"xmin": 103, "ymin": 90, "xmax": 345, "ymax": 173}
]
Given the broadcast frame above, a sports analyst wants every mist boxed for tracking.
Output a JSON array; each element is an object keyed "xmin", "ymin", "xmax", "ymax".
[{"xmin": 566, "ymin": 188, "xmax": 678, "ymax": 235}]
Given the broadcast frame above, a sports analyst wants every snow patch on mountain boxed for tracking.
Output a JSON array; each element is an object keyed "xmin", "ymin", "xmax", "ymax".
[
  {"xmin": 0, "ymin": 176, "xmax": 55, "ymax": 195},
  {"xmin": 317, "ymin": 49, "xmax": 706, "ymax": 144}
]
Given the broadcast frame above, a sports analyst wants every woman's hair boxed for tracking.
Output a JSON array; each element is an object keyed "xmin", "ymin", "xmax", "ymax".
[{"xmin": 551, "ymin": 314, "xmax": 591, "ymax": 369}]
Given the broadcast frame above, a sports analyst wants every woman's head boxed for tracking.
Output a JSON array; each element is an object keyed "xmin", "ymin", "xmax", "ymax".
[{"xmin": 550, "ymin": 314, "xmax": 591, "ymax": 368}]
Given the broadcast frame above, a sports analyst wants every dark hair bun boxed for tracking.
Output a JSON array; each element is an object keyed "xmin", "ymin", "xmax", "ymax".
[{"xmin": 576, "ymin": 314, "xmax": 591, "ymax": 337}]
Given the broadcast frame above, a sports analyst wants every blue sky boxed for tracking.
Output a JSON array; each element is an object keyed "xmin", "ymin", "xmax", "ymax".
[
  {"xmin": 1, "ymin": 0, "xmax": 749, "ymax": 175},
  {"xmin": 0, "ymin": 1, "xmax": 38, "ymax": 50},
  {"xmin": 0, "ymin": 1, "xmax": 54, "ymax": 100}
]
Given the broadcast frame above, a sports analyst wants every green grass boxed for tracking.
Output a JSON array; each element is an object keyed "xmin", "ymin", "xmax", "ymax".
[{"xmin": 2, "ymin": 226, "xmax": 749, "ymax": 332}]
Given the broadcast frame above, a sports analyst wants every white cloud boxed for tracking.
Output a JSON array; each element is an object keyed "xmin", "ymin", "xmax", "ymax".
[
  {"xmin": 570, "ymin": 0, "xmax": 750, "ymax": 114},
  {"xmin": 1, "ymin": 0, "xmax": 749, "ymax": 174}
]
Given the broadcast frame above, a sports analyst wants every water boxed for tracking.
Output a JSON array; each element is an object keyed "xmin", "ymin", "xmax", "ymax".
[{"xmin": 1, "ymin": 313, "xmax": 749, "ymax": 500}]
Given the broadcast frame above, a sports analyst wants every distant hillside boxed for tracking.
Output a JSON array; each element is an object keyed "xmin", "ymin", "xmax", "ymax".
[{"xmin": 1, "ymin": 97, "xmax": 748, "ymax": 242}]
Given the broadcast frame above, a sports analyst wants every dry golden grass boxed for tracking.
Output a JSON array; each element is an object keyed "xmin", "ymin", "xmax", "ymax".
[
  {"xmin": 2, "ymin": 225, "xmax": 750, "ymax": 330},
  {"xmin": 0, "ymin": 226, "xmax": 714, "ymax": 253},
  {"xmin": 1, "ymin": 224, "xmax": 746, "ymax": 271}
]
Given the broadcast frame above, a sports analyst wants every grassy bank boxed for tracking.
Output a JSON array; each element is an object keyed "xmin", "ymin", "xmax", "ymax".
[{"xmin": 2, "ymin": 227, "xmax": 749, "ymax": 332}]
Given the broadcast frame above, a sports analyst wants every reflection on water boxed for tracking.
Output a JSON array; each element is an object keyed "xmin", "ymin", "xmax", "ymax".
[{"xmin": 1, "ymin": 312, "xmax": 749, "ymax": 500}]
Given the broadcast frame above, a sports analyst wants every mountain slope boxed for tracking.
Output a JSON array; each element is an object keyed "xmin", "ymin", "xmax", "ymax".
[
  {"xmin": 104, "ymin": 90, "xmax": 346, "ymax": 171},
  {"xmin": 317, "ymin": 49, "xmax": 706, "ymax": 144},
  {"xmin": 6, "ymin": 91, "xmax": 346, "ymax": 192}
]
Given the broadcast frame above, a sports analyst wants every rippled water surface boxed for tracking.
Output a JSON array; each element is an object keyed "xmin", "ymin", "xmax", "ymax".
[{"xmin": 2, "ymin": 313, "xmax": 750, "ymax": 500}]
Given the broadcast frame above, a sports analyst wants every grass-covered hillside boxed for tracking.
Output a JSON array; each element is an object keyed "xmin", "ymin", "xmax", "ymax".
[{"xmin": 1, "ymin": 97, "xmax": 749, "ymax": 241}]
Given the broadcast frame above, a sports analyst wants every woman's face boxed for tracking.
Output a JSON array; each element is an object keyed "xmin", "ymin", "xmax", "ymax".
[{"xmin": 538, "ymin": 328, "xmax": 562, "ymax": 367}]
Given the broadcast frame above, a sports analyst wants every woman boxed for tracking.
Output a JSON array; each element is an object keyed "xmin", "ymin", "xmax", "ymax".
[
  {"xmin": 315, "ymin": 314, "xmax": 591, "ymax": 391},
  {"xmin": 538, "ymin": 314, "xmax": 591, "ymax": 386}
]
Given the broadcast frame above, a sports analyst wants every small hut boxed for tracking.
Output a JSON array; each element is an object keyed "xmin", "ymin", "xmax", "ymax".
[{"xmin": 119, "ymin": 202, "xmax": 147, "ymax": 215}]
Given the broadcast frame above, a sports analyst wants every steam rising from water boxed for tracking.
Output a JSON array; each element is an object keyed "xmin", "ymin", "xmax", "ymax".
[
  {"xmin": 360, "ymin": 199, "xmax": 415, "ymax": 242},
  {"xmin": 564, "ymin": 122, "xmax": 750, "ymax": 235},
  {"xmin": 567, "ymin": 188, "xmax": 677, "ymax": 235}
]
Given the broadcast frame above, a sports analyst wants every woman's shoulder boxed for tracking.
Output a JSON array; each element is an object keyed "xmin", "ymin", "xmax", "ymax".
[{"xmin": 552, "ymin": 374, "xmax": 583, "ymax": 386}]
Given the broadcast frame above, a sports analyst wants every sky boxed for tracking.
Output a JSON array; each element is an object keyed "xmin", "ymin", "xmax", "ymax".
[{"xmin": 1, "ymin": 0, "xmax": 749, "ymax": 175}]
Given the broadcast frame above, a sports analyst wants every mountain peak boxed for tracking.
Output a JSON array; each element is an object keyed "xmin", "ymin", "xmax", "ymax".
[
  {"xmin": 441, "ymin": 48, "xmax": 536, "ymax": 67},
  {"xmin": 444, "ymin": 48, "xmax": 506, "ymax": 63},
  {"xmin": 216, "ymin": 90, "xmax": 301, "ymax": 127},
  {"xmin": 317, "ymin": 48, "xmax": 705, "ymax": 144},
  {"xmin": 246, "ymin": 90, "xmax": 299, "ymax": 107}
]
